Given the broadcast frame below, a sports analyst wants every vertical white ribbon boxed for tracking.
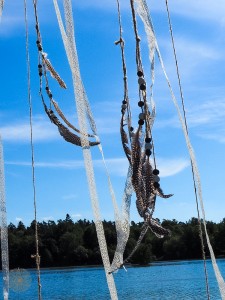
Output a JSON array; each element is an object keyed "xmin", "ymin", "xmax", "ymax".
[{"xmin": 0, "ymin": 137, "xmax": 9, "ymax": 300}]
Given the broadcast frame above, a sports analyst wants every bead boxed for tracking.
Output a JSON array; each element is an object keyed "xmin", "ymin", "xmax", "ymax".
[
  {"xmin": 138, "ymin": 78, "xmax": 145, "ymax": 85},
  {"xmin": 39, "ymin": 72, "xmax": 42, "ymax": 76},
  {"xmin": 145, "ymin": 143, "xmax": 152, "ymax": 150},
  {"xmin": 145, "ymin": 149, "xmax": 152, "ymax": 156},
  {"xmin": 38, "ymin": 64, "xmax": 42, "ymax": 68},
  {"xmin": 122, "ymin": 100, "xmax": 127, "ymax": 104},
  {"xmin": 36, "ymin": 40, "xmax": 40, "ymax": 44},
  {"xmin": 138, "ymin": 119, "xmax": 144, "ymax": 125},
  {"xmin": 139, "ymin": 113, "xmax": 145, "ymax": 120},
  {"xmin": 140, "ymin": 84, "xmax": 146, "ymax": 91},
  {"xmin": 122, "ymin": 104, "xmax": 127, "ymax": 109},
  {"xmin": 153, "ymin": 169, "xmax": 160, "ymax": 175},
  {"xmin": 137, "ymin": 70, "xmax": 143, "ymax": 77},
  {"xmin": 45, "ymin": 87, "xmax": 49, "ymax": 91},
  {"xmin": 38, "ymin": 46, "xmax": 43, "ymax": 51},
  {"xmin": 138, "ymin": 101, "xmax": 144, "ymax": 107},
  {"xmin": 145, "ymin": 137, "xmax": 151, "ymax": 143},
  {"xmin": 153, "ymin": 175, "xmax": 160, "ymax": 182},
  {"xmin": 153, "ymin": 182, "xmax": 160, "ymax": 188},
  {"xmin": 49, "ymin": 93, "xmax": 53, "ymax": 98},
  {"xmin": 130, "ymin": 127, "xmax": 134, "ymax": 132}
]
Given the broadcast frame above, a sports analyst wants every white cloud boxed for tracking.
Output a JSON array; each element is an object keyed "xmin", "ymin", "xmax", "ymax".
[
  {"xmin": 42, "ymin": 216, "xmax": 54, "ymax": 222},
  {"xmin": 62, "ymin": 194, "xmax": 77, "ymax": 200},
  {"xmin": 142, "ymin": 0, "xmax": 225, "ymax": 25},
  {"xmin": 6, "ymin": 160, "xmax": 85, "ymax": 169},
  {"xmin": 71, "ymin": 213, "xmax": 82, "ymax": 219},
  {"xmin": 15, "ymin": 217, "xmax": 23, "ymax": 222},
  {"xmin": 0, "ymin": 115, "xmax": 59, "ymax": 143},
  {"xmin": 187, "ymin": 100, "xmax": 225, "ymax": 127},
  {"xmin": 6, "ymin": 156, "xmax": 189, "ymax": 177},
  {"xmin": 157, "ymin": 158, "xmax": 189, "ymax": 177}
]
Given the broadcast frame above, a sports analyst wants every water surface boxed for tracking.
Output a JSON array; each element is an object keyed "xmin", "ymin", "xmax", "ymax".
[{"xmin": 2, "ymin": 259, "xmax": 224, "ymax": 299}]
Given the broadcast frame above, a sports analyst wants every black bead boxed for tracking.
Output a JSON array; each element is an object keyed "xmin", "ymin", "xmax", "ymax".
[
  {"xmin": 145, "ymin": 149, "xmax": 152, "ymax": 156},
  {"xmin": 137, "ymin": 70, "xmax": 143, "ymax": 77},
  {"xmin": 35, "ymin": 25, "xmax": 39, "ymax": 30},
  {"xmin": 145, "ymin": 137, "xmax": 151, "ymax": 143},
  {"xmin": 138, "ymin": 119, "xmax": 144, "ymax": 126},
  {"xmin": 153, "ymin": 182, "xmax": 160, "ymax": 188},
  {"xmin": 140, "ymin": 84, "xmax": 146, "ymax": 91},
  {"xmin": 38, "ymin": 64, "xmax": 42, "ymax": 68},
  {"xmin": 153, "ymin": 169, "xmax": 160, "ymax": 175},
  {"xmin": 122, "ymin": 100, "xmax": 127, "ymax": 104},
  {"xmin": 39, "ymin": 72, "xmax": 42, "ymax": 76},
  {"xmin": 49, "ymin": 93, "xmax": 53, "ymax": 98},
  {"xmin": 138, "ymin": 101, "xmax": 144, "ymax": 107},
  {"xmin": 38, "ymin": 46, "xmax": 43, "ymax": 51},
  {"xmin": 45, "ymin": 87, "xmax": 49, "ymax": 91},
  {"xmin": 130, "ymin": 127, "xmax": 134, "ymax": 132},
  {"xmin": 36, "ymin": 40, "xmax": 40, "ymax": 44}
]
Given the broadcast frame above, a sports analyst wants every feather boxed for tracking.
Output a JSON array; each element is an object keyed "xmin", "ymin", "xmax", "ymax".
[
  {"xmin": 51, "ymin": 99, "xmax": 95, "ymax": 138},
  {"xmin": 42, "ymin": 53, "xmax": 67, "ymax": 89},
  {"xmin": 43, "ymin": 104, "xmax": 99, "ymax": 147},
  {"xmin": 120, "ymin": 115, "xmax": 131, "ymax": 163},
  {"xmin": 147, "ymin": 217, "xmax": 171, "ymax": 238}
]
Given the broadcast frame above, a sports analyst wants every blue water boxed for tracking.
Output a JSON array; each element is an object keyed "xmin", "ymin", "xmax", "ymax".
[{"xmin": 1, "ymin": 259, "xmax": 225, "ymax": 299}]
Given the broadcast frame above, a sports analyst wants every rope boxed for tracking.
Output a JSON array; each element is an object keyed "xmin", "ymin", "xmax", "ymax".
[
  {"xmin": 164, "ymin": 1, "xmax": 210, "ymax": 298},
  {"xmin": 0, "ymin": 137, "xmax": 9, "ymax": 300},
  {"xmin": 134, "ymin": 1, "xmax": 225, "ymax": 298},
  {"xmin": 24, "ymin": 1, "xmax": 42, "ymax": 299}
]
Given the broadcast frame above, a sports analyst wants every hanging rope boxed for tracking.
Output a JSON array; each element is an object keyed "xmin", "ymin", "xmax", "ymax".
[
  {"xmin": 164, "ymin": 1, "xmax": 210, "ymax": 298},
  {"xmin": 0, "ymin": 137, "xmax": 9, "ymax": 300},
  {"xmin": 134, "ymin": 1, "xmax": 225, "ymax": 298},
  {"xmin": 24, "ymin": 1, "xmax": 42, "ymax": 299}
]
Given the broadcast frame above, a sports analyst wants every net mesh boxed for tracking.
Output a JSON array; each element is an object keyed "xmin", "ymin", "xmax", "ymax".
[{"xmin": 0, "ymin": 138, "xmax": 9, "ymax": 300}]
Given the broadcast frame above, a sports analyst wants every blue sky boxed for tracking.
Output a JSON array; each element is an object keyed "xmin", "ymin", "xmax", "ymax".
[{"xmin": 1, "ymin": 0, "xmax": 225, "ymax": 225}]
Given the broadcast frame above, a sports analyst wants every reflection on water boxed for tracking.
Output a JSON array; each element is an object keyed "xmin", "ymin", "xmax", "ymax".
[{"xmin": 1, "ymin": 259, "xmax": 224, "ymax": 299}]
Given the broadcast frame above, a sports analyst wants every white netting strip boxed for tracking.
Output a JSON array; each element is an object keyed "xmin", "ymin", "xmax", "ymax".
[
  {"xmin": 135, "ymin": 0, "xmax": 225, "ymax": 298},
  {"xmin": 110, "ymin": 166, "xmax": 133, "ymax": 272},
  {"xmin": 54, "ymin": 0, "xmax": 118, "ymax": 298},
  {"xmin": 0, "ymin": 137, "xmax": 9, "ymax": 300},
  {"xmin": 0, "ymin": 1, "xmax": 4, "ymax": 19},
  {"xmin": 54, "ymin": 0, "xmax": 133, "ymax": 277}
]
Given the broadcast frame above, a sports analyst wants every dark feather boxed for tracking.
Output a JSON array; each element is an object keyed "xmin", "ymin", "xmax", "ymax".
[{"xmin": 43, "ymin": 104, "xmax": 99, "ymax": 147}]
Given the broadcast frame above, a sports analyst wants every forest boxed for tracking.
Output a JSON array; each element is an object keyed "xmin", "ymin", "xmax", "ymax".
[{"xmin": 4, "ymin": 214, "xmax": 225, "ymax": 269}]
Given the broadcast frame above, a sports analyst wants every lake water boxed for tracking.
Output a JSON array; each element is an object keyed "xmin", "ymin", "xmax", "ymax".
[{"xmin": 2, "ymin": 259, "xmax": 225, "ymax": 299}]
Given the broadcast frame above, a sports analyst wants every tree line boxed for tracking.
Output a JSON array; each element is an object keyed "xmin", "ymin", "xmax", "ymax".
[{"xmin": 4, "ymin": 214, "xmax": 225, "ymax": 269}]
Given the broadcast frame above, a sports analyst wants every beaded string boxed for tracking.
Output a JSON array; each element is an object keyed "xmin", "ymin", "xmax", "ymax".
[
  {"xmin": 25, "ymin": 1, "xmax": 42, "ymax": 299},
  {"xmin": 130, "ymin": 0, "xmax": 159, "ymax": 175}
]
